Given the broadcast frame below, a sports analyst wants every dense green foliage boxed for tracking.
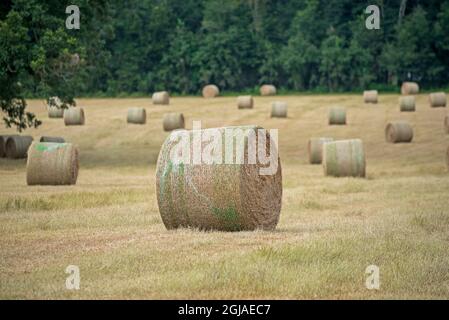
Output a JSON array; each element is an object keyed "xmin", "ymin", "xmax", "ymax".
[{"xmin": 1, "ymin": 0, "xmax": 449, "ymax": 130}]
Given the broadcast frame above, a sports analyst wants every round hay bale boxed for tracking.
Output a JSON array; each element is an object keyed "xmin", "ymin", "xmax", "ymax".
[
  {"xmin": 127, "ymin": 108, "xmax": 146, "ymax": 124},
  {"xmin": 329, "ymin": 107, "xmax": 346, "ymax": 125},
  {"xmin": 429, "ymin": 92, "xmax": 447, "ymax": 108},
  {"xmin": 363, "ymin": 90, "xmax": 378, "ymax": 104},
  {"xmin": 40, "ymin": 136, "xmax": 65, "ymax": 143},
  {"xmin": 64, "ymin": 107, "xmax": 85, "ymax": 126},
  {"xmin": 445, "ymin": 115, "xmax": 449, "ymax": 134},
  {"xmin": 260, "ymin": 84, "xmax": 276, "ymax": 96},
  {"xmin": 0, "ymin": 135, "xmax": 18, "ymax": 157},
  {"xmin": 323, "ymin": 139, "xmax": 366, "ymax": 178},
  {"xmin": 152, "ymin": 91, "xmax": 170, "ymax": 105},
  {"xmin": 237, "ymin": 96, "xmax": 254, "ymax": 109},
  {"xmin": 399, "ymin": 96, "xmax": 416, "ymax": 112},
  {"xmin": 308, "ymin": 137, "xmax": 334, "ymax": 165},
  {"xmin": 163, "ymin": 113, "xmax": 185, "ymax": 131},
  {"xmin": 202, "ymin": 85, "xmax": 220, "ymax": 98},
  {"xmin": 26, "ymin": 142, "xmax": 79, "ymax": 185},
  {"xmin": 385, "ymin": 121, "xmax": 413, "ymax": 143},
  {"xmin": 401, "ymin": 82, "xmax": 419, "ymax": 95},
  {"xmin": 156, "ymin": 126, "xmax": 282, "ymax": 231},
  {"xmin": 271, "ymin": 102, "xmax": 287, "ymax": 118},
  {"xmin": 5, "ymin": 136, "xmax": 34, "ymax": 159},
  {"xmin": 48, "ymin": 106, "xmax": 64, "ymax": 118}
]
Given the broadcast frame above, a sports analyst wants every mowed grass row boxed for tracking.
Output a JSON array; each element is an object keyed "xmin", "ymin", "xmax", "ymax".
[{"xmin": 1, "ymin": 95, "xmax": 449, "ymax": 299}]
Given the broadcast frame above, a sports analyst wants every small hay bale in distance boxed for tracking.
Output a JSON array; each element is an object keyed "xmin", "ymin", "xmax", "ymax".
[
  {"xmin": 127, "ymin": 108, "xmax": 146, "ymax": 124},
  {"xmin": 237, "ymin": 96, "xmax": 254, "ymax": 109},
  {"xmin": 399, "ymin": 96, "xmax": 416, "ymax": 112},
  {"xmin": 308, "ymin": 137, "xmax": 334, "ymax": 165},
  {"xmin": 260, "ymin": 84, "xmax": 277, "ymax": 96},
  {"xmin": 5, "ymin": 136, "xmax": 34, "ymax": 159},
  {"xmin": 0, "ymin": 135, "xmax": 18, "ymax": 157},
  {"xmin": 64, "ymin": 107, "xmax": 85, "ymax": 126},
  {"xmin": 156, "ymin": 126, "xmax": 282, "ymax": 231},
  {"xmin": 329, "ymin": 107, "xmax": 346, "ymax": 125},
  {"xmin": 26, "ymin": 142, "xmax": 79, "ymax": 185},
  {"xmin": 163, "ymin": 113, "xmax": 185, "ymax": 131},
  {"xmin": 445, "ymin": 115, "xmax": 449, "ymax": 134},
  {"xmin": 429, "ymin": 92, "xmax": 447, "ymax": 108},
  {"xmin": 47, "ymin": 96, "xmax": 64, "ymax": 118},
  {"xmin": 323, "ymin": 139, "xmax": 366, "ymax": 178},
  {"xmin": 40, "ymin": 136, "xmax": 65, "ymax": 143},
  {"xmin": 363, "ymin": 90, "xmax": 378, "ymax": 104},
  {"xmin": 385, "ymin": 121, "xmax": 413, "ymax": 143},
  {"xmin": 152, "ymin": 91, "xmax": 170, "ymax": 105},
  {"xmin": 271, "ymin": 102, "xmax": 287, "ymax": 118},
  {"xmin": 401, "ymin": 82, "xmax": 419, "ymax": 95},
  {"xmin": 202, "ymin": 85, "xmax": 220, "ymax": 98}
]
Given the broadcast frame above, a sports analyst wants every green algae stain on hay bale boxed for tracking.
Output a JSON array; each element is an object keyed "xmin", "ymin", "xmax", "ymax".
[
  {"xmin": 152, "ymin": 91, "xmax": 170, "ymax": 105},
  {"xmin": 5, "ymin": 136, "xmax": 34, "ymax": 159},
  {"xmin": 400, "ymin": 96, "xmax": 416, "ymax": 112},
  {"xmin": 323, "ymin": 139, "xmax": 366, "ymax": 178},
  {"xmin": 26, "ymin": 142, "xmax": 79, "ymax": 185},
  {"xmin": 385, "ymin": 121, "xmax": 413, "ymax": 143},
  {"xmin": 363, "ymin": 90, "xmax": 378, "ymax": 104},
  {"xmin": 155, "ymin": 126, "xmax": 282, "ymax": 231},
  {"xmin": 329, "ymin": 107, "xmax": 346, "ymax": 125},
  {"xmin": 308, "ymin": 137, "xmax": 334, "ymax": 164},
  {"xmin": 237, "ymin": 96, "xmax": 254, "ymax": 109},
  {"xmin": 64, "ymin": 107, "xmax": 85, "ymax": 126},
  {"xmin": 127, "ymin": 108, "xmax": 146, "ymax": 124},
  {"xmin": 429, "ymin": 92, "xmax": 447, "ymax": 108},
  {"xmin": 271, "ymin": 102, "xmax": 287, "ymax": 118}
]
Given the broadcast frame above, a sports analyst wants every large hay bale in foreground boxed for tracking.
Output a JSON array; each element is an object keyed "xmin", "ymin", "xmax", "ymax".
[
  {"xmin": 127, "ymin": 108, "xmax": 146, "ymax": 124},
  {"xmin": 385, "ymin": 121, "xmax": 413, "ymax": 143},
  {"xmin": 40, "ymin": 136, "xmax": 65, "ymax": 143},
  {"xmin": 429, "ymin": 92, "xmax": 447, "ymax": 108},
  {"xmin": 237, "ymin": 96, "xmax": 254, "ymax": 109},
  {"xmin": 363, "ymin": 90, "xmax": 378, "ymax": 104},
  {"xmin": 0, "ymin": 135, "xmax": 18, "ymax": 157},
  {"xmin": 152, "ymin": 91, "xmax": 170, "ymax": 105},
  {"xmin": 202, "ymin": 85, "xmax": 220, "ymax": 98},
  {"xmin": 323, "ymin": 139, "xmax": 366, "ymax": 178},
  {"xmin": 260, "ymin": 85, "xmax": 276, "ymax": 96},
  {"xmin": 445, "ymin": 115, "xmax": 449, "ymax": 134},
  {"xmin": 5, "ymin": 136, "xmax": 34, "ymax": 159},
  {"xmin": 26, "ymin": 142, "xmax": 79, "ymax": 185},
  {"xmin": 329, "ymin": 107, "xmax": 346, "ymax": 125},
  {"xmin": 64, "ymin": 107, "xmax": 85, "ymax": 126},
  {"xmin": 399, "ymin": 96, "xmax": 416, "ymax": 112},
  {"xmin": 308, "ymin": 137, "xmax": 334, "ymax": 165},
  {"xmin": 156, "ymin": 126, "xmax": 282, "ymax": 231},
  {"xmin": 401, "ymin": 82, "xmax": 419, "ymax": 95},
  {"xmin": 163, "ymin": 113, "xmax": 185, "ymax": 131},
  {"xmin": 271, "ymin": 102, "xmax": 287, "ymax": 118}
]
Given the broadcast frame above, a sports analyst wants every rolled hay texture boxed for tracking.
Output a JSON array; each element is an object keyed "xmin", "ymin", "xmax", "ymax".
[
  {"xmin": 399, "ymin": 96, "xmax": 416, "ymax": 112},
  {"xmin": 385, "ymin": 121, "xmax": 414, "ymax": 143},
  {"xmin": 163, "ymin": 113, "xmax": 185, "ymax": 131},
  {"xmin": 429, "ymin": 92, "xmax": 447, "ymax": 108},
  {"xmin": 271, "ymin": 102, "xmax": 287, "ymax": 118},
  {"xmin": 47, "ymin": 96, "xmax": 64, "ymax": 118},
  {"xmin": 202, "ymin": 85, "xmax": 220, "ymax": 98},
  {"xmin": 64, "ymin": 107, "xmax": 85, "ymax": 126},
  {"xmin": 401, "ymin": 82, "xmax": 419, "ymax": 95},
  {"xmin": 260, "ymin": 84, "xmax": 277, "ymax": 96},
  {"xmin": 152, "ymin": 91, "xmax": 170, "ymax": 105},
  {"xmin": 156, "ymin": 126, "xmax": 282, "ymax": 231},
  {"xmin": 127, "ymin": 108, "xmax": 146, "ymax": 124},
  {"xmin": 322, "ymin": 139, "xmax": 366, "ymax": 178},
  {"xmin": 0, "ymin": 135, "xmax": 18, "ymax": 157},
  {"xmin": 445, "ymin": 115, "xmax": 449, "ymax": 134},
  {"xmin": 308, "ymin": 137, "xmax": 334, "ymax": 165},
  {"xmin": 363, "ymin": 90, "xmax": 378, "ymax": 104},
  {"xmin": 237, "ymin": 96, "xmax": 254, "ymax": 109},
  {"xmin": 40, "ymin": 136, "xmax": 66, "ymax": 143},
  {"xmin": 5, "ymin": 136, "xmax": 34, "ymax": 159},
  {"xmin": 26, "ymin": 142, "xmax": 79, "ymax": 185},
  {"xmin": 328, "ymin": 107, "xmax": 347, "ymax": 125}
]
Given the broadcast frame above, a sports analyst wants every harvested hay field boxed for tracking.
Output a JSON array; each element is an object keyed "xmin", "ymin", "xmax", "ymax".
[{"xmin": 1, "ymin": 94, "xmax": 449, "ymax": 299}]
